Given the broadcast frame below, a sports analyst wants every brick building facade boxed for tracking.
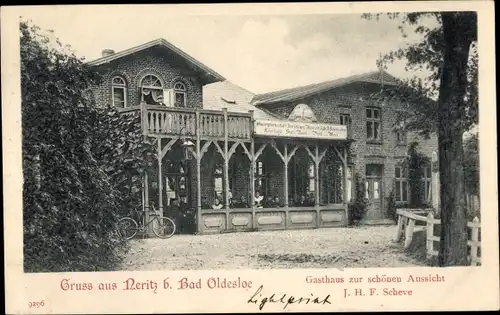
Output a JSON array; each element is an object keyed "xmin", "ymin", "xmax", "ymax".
[{"xmin": 252, "ymin": 73, "xmax": 438, "ymax": 222}]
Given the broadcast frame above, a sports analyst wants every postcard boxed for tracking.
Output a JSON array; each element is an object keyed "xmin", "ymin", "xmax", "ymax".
[{"xmin": 2, "ymin": 1, "xmax": 499, "ymax": 313}]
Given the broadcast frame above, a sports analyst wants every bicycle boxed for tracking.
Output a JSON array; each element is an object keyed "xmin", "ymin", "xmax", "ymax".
[{"xmin": 116, "ymin": 203, "xmax": 176, "ymax": 240}]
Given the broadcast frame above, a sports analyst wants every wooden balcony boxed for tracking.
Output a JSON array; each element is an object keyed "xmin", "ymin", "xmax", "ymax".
[
  {"xmin": 119, "ymin": 102, "xmax": 353, "ymax": 142},
  {"xmin": 138, "ymin": 103, "xmax": 253, "ymax": 141}
]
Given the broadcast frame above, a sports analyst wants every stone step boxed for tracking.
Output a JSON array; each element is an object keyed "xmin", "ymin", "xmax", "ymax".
[{"xmin": 361, "ymin": 219, "xmax": 396, "ymax": 226}]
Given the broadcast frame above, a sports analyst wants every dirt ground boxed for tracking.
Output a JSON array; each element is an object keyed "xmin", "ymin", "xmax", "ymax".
[{"xmin": 119, "ymin": 226, "xmax": 424, "ymax": 270}]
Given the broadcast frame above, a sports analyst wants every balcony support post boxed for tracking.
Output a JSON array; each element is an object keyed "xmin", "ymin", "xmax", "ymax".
[
  {"xmin": 223, "ymin": 108, "xmax": 230, "ymax": 232},
  {"xmin": 343, "ymin": 146, "xmax": 349, "ymax": 225},
  {"xmin": 283, "ymin": 143, "xmax": 289, "ymax": 228},
  {"xmin": 247, "ymin": 110, "xmax": 256, "ymax": 229},
  {"xmin": 315, "ymin": 144, "xmax": 320, "ymax": 227},
  {"xmin": 143, "ymin": 171, "xmax": 150, "ymax": 234},
  {"xmin": 195, "ymin": 109, "xmax": 202, "ymax": 234},
  {"xmin": 250, "ymin": 139, "xmax": 256, "ymax": 229},
  {"xmin": 157, "ymin": 137, "xmax": 164, "ymax": 219}
]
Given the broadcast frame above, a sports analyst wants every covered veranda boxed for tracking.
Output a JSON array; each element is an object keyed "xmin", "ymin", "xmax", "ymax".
[
  {"xmin": 198, "ymin": 137, "xmax": 352, "ymax": 234},
  {"xmin": 137, "ymin": 103, "xmax": 352, "ymax": 234}
]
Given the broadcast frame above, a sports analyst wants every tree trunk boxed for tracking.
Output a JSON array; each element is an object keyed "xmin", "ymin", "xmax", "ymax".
[{"xmin": 437, "ymin": 12, "xmax": 476, "ymax": 266}]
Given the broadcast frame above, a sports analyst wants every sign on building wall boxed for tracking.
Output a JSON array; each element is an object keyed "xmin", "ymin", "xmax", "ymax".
[{"xmin": 254, "ymin": 119, "xmax": 348, "ymax": 140}]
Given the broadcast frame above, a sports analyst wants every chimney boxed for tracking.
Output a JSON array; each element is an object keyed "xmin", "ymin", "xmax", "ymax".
[{"xmin": 101, "ymin": 49, "xmax": 115, "ymax": 57}]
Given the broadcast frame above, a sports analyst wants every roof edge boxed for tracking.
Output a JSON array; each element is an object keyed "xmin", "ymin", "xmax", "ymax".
[
  {"xmin": 85, "ymin": 38, "xmax": 226, "ymax": 83},
  {"xmin": 252, "ymin": 70, "xmax": 400, "ymax": 106}
]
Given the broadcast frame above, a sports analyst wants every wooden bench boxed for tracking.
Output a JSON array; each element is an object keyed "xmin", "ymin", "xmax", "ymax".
[{"xmin": 394, "ymin": 208, "xmax": 434, "ymax": 249}]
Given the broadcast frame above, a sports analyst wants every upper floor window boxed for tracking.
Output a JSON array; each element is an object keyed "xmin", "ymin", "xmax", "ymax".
[
  {"xmin": 340, "ymin": 114, "xmax": 351, "ymax": 126},
  {"xmin": 396, "ymin": 130, "xmax": 406, "ymax": 144},
  {"xmin": 140, "ymin": 75, "xmax": 163, "ymax": 105},
  {"xmin": 112, "ymin": 76, "xmax": 127, "ymax": 108},
  {"xmin": 173, "ymin": 82, "xmax": 187, "ymax": 107},
  {"xmin": 395, "ymin": 121, "xmax": 407, "ymax": 145},
  {"xmin": 366, "ymin": 107, "xmax": 381, "ymax": 141}
]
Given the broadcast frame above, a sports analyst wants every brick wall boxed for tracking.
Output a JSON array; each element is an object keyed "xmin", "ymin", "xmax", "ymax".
[
  {"xmin": 258, "ymin": 82, "xmax": 438, "ymax": 219},
  {"xmin": 91, "ymin": 47, "xmax": 203, "ymax": 109}
]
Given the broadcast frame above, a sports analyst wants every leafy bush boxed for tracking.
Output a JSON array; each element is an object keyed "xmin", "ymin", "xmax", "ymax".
[
  {"xmin": 348, "ymin": 173, "xmax": 368, "ymax": 225},
  {"xmin": 386, "ymin": 190, "xmax": 398, "ymax": 222},
  {"xmin": 21, "ymin": 21, "xmax": 155, "ymax": 272}
]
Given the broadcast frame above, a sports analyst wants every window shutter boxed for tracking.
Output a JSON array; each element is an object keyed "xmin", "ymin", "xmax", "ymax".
[{"xmin": 163, "ymin": 89, "xmax": 174, "ymax": 107}]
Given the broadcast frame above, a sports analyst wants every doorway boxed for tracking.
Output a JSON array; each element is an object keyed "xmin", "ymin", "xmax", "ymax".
[
  {"xmin": 164, "ymin": 160, "xmax": 194, "ymax": 234},
  {"xmin": 164, "ymin": 160, "xmax": 191, "ymax": 208},
  {"xmin": 365, "ymin": 164, "xmax": 384, "ymax": 220}
]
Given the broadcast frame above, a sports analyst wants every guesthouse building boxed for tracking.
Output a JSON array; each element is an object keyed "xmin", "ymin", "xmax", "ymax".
[{"xmin": 86, "ymin": 38, "xmax": 438, "ymax": 234}]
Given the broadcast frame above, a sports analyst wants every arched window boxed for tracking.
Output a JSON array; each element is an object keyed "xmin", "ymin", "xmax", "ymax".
[
  {"xmin": 173, "ymin": 81, "xmax": 187, "ymax": 107},
  {"xmin": 140, "ymin": 75, "xmax": 163, "ymax": 105},
  {"xmin": 288, "ymin": 103, "xmax": 317, "ymax": 122},
  {"xmin": 111, "ymin": 76, "xmax": 127, "ymax": 108}
]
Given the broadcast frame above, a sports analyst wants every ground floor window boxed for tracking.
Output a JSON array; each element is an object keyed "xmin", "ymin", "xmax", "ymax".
[
  {"xmin": 320, "ymin": 163, "xmax": 343, "ymax": 205},
  {"xmin": 289, "ymin": 149, "xmax": 315, "ymax": 206},
  {"xmin": 395, "ymin": 165, "xmax": 409, "ymax": 202},
  {"xmin": 346, "ymin": 165, "xmax": 353, "ymax": 202},
  {"xmin": 421, "ymin": 164, "xmax": 432, "ymax": 203},
  {"xmin": 318, "ymin": 150, "xmax": 346, "ymax": 205},
  {"xmin": 254, "ymin": 160, "xmax": 270, "ymax": 198}
]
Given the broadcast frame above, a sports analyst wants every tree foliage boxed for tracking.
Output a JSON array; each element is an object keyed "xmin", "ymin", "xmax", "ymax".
[
  {"xmin": 463, "ymin": 133, "xmax": 479, "ymax": 197},
  {"xmin": 362, "ymin": 13, "xmax": 478, "ymax": 137},
  {"xmin": 21, "ymin": 20, "xmax": 155, "ymax": 272},
  {"xmin": 348, "ymin": 173, "xmax": 368, "ymax": 225}
]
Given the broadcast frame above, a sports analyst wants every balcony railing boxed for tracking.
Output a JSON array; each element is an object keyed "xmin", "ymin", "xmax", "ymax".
[
  {"xmin": 119, "ymin": 103, "xmax": 353, "ymax": 142},
  {"xmin": 139, "ymin": 103, "xmax": 253, "ymax": 140}
]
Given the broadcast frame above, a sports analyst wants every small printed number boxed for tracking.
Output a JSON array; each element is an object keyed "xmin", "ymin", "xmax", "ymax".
[{"xmin": 28, "ymin": 301, "xmax": 45, "ymax": 308}]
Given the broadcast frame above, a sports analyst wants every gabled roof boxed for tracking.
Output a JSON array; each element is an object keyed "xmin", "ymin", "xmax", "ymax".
[
  {"xmin": 252, "ymin": 70, "xmax": 399, "ymax": 106},
  {"xmin": 203, "ymin": 81, "xmax": 281, "ymax": 120},
  {"xmin": 85, "ymin": 38, "xmax": 226, "ymax": 84}
]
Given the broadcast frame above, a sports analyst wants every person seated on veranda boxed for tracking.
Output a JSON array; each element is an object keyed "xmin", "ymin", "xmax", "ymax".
[
  {"xmin": 211, "ymin": 197, "xmax": 223, "ymax": 210},
  {"xmin": 201, "ymin": 197, "xmax": 211, "ymax": 210},
  {"xmin": 254, "ymin": 191, "xmax": 264, "ymax": 208},
  {"xmin": 264, "ymin": 195, "xmax": 275, "ymax": 208},
  {"xmin": 273, "ymin": 195, "xmax": 282, "ymax": 208},
  {"xmin": 306, "ymin": 195, "xmax": 315, "ymax": 206},
  {"xmin": 296, "ymin": 195, "xmax": 309, "ymax": 207},
  {"xmin": 235, "ymin": 195, "xmax": 249, "ymax": 208},
  {"xmin": 229, "ymin": 197, "xmax": 236, "ymax": 209}
]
